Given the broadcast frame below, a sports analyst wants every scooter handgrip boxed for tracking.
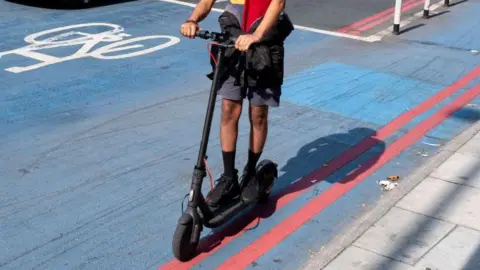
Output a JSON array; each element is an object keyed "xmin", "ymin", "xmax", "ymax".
[{"xmin": 196, "ymin": 30, "xmax": 210, "ymax": 39}]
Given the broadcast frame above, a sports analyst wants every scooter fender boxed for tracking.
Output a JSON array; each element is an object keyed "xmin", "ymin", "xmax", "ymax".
[{"xmin": 177, "ymin": 212, "xmax": 193, "ymax": 225}]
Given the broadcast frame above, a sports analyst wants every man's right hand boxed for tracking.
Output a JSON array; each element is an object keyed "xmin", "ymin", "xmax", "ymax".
[{"xmin": 180, "ymin": 21, "xmax": 199, "ymax": 39}]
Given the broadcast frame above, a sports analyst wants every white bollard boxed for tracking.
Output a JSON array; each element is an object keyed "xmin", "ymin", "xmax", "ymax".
[
  {"xmin": 393, "ymin": 0, "xmax": 402, "ymax": 35},
  {"xmin": 423, "ymin": 0, "xmax": 431, "ymax": 18}
]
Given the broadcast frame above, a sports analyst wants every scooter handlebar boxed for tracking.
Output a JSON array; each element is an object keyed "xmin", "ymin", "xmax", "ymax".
[{"xmin": 195, "ymin": 30, "xmax": 237, "ymax": 42}]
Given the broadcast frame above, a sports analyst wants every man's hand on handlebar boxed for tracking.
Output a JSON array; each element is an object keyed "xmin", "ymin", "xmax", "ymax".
[
  {"xmin": 235, "ymin": 34, "xmax": 261, "ymax": 52},
  {"xmin": 181, "ymin": 26, "xmax": 261, "ymax": 52},
  {"xmin": 180, "ymin": 20, "xmax": 199, "ymax": 39}
]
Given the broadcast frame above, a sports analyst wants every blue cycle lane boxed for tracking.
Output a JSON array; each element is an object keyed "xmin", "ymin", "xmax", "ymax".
[{"xmin": 0, "ymin": 0, "xmax": 479, "ymax": 270}]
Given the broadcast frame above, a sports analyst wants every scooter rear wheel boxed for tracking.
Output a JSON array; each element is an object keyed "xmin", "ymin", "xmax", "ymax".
[
  {"xmin": 256, "ymin": 159, "xmax": 278, "ymax": 204},
  {"xmin": 172, "ymin": 221, "xmax": 198, "ymax": 262}
]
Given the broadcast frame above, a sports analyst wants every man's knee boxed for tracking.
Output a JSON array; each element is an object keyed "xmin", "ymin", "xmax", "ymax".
[
  {"xmin": 221, "ymin": 99, "xmax": 242, "ymax": 126},
  {"xmin": 250, "ymin": 105, "xmax": 268, "ymax": 128}
]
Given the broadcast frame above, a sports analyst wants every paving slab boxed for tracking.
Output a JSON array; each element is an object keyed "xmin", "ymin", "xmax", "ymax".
[
  {"xmin": 430, "ymin": 152, "xmax": 480, "ymax": 188},
  {"xmin": 457, "ymin": 132, "xmax": 480, "ymax": 158},
  {"xmin": 352, "ymin": 207, "xmax": 455, "ymax": 265},
  {"xmin": 416, "ymin": 225, "xmax": 480, "ymax": 270},
  {"xmin": 396, "ymin": 177, "xmax": 480, "ymax": 231},
  {"xmin": 323, "ymin": 246, "xmax": 415, "ymax": 270}
]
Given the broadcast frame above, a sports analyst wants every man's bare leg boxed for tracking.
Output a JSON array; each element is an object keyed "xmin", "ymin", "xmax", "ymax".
[
  {"xmin": 220, "ymin": 99, "xmax": 243, "ymax": 177},
  {"xmin": 247, "ymin": 104, "xmax": 269, "ymax": 171},
  {"xmin": 206, "ymin": 99, "xmax": 243, "ymax": 207}
]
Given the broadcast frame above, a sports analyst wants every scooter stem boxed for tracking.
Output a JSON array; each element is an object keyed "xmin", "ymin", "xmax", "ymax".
[{"xmin": 195, "ymin": 45, "xmax": 226, "ymax": 169}]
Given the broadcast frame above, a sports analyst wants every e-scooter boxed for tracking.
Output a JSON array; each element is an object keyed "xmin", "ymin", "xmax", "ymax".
[{"xmin": 171, "ymin": 30, "xmax": 278, "ymax": 262}]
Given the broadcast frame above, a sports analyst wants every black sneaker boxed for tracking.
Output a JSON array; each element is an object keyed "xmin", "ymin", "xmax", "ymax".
[
  {"xmin": 240, "ymin": 166, "xmax": 259, "ymax": 203},
  {"xmin": 206, "ymin": 171, "xmax": 240, "ymax": 208}
]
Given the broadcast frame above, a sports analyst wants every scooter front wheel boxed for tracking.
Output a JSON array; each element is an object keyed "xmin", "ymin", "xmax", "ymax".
[{"xmin": 172, "ymin": 221, "xmax": 198, "ymax": 262}]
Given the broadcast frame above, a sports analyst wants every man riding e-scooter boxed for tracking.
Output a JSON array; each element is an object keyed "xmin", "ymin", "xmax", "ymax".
[{"xmin": 179, "ymin": 0, "xmax": 294, "ymax": 209}]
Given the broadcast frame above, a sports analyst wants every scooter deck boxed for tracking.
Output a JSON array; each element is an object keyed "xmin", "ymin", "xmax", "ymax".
[
  {"xmin": 203, "ymin": 195, "xmax": 252, "ymax": 228},
  {"xmin": 202, "ymin": 160, "xmax": 278, "ymax": 228}
]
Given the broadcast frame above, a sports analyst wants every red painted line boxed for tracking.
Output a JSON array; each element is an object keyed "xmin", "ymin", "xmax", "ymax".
[
  {"xmin": 159, "ymin": 66, "xmax": 480, "ymax": 270},
  {"xmin": 337, "ymin": 0, "xmax": 422, "ymax": 34},
  {"xmin": 354, "ymin": 0, "xmax": 425, "ymax": 33},
  {"xmin": 217, "ymin": 82, "xmax": 480, "ymax": 270}
]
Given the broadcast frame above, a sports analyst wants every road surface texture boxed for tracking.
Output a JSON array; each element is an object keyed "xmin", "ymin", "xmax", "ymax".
[{"xmin": 0, "ymin": 0, "xmax": 478, "ymax": 269}]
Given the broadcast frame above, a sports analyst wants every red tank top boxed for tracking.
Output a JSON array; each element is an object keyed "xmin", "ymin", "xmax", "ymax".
[
  {"xmin": 243, "ymin": 0, "xmax": 271, "ymax": 31},
  {"xmin": 226, "ymin": 0, "xmax": 272, "ymax": 32}
]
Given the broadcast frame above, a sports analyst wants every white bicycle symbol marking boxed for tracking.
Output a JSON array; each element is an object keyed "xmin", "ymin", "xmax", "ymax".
[{"xmin": 0, "ymin": 22, "xmax": 180, "ymax": 73}]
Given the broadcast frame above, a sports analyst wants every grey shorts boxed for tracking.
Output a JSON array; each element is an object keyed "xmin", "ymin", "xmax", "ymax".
[{"xmin": 218, "ymin": 76, "xmax": 281, "ymax": 107}]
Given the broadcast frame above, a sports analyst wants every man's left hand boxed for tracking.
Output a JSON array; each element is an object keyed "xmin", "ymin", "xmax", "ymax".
[{"xmin": 235, "ymin": 34, "xmax": 261, "ymax": 52}]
